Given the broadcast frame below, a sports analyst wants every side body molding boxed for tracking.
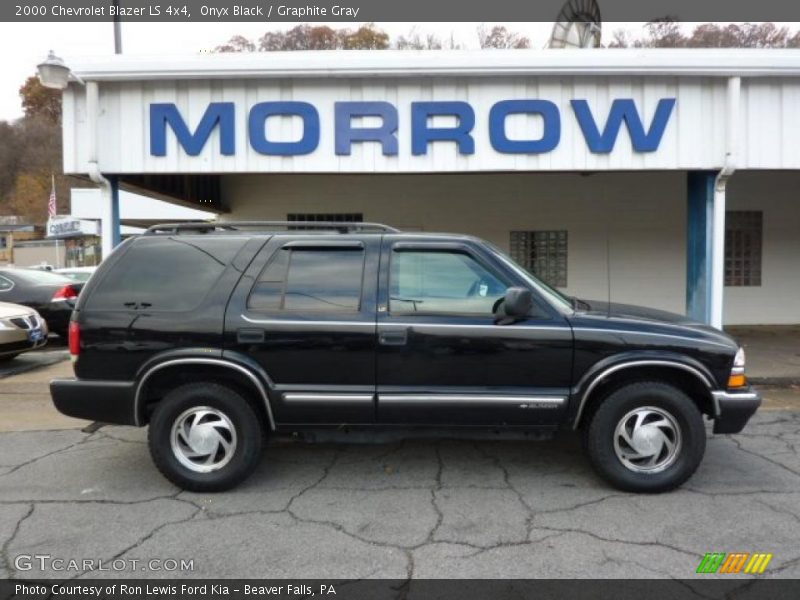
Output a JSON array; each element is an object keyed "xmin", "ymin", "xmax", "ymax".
[
  {"xmin": 134, "ymin": 357, "xmax": 275, "ymax": 430},
  {"xmin": 571, "ymin": 359, "xmax": 716, "ymax": 430}
]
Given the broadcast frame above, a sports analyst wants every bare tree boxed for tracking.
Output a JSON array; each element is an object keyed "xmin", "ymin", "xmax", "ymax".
[
  {"xmin": 477, "ymin": 25, "xmax": 531, "ymax": 49},
  {"xmin": 610, "ymin": 20, "xmax": 800, "ymax": 49},
  {"xmin": 215, "ymin": 35, "xmax": 256, "ymax": 53}
]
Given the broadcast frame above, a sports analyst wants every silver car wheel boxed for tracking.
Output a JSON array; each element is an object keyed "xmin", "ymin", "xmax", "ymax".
[
  {"xmin": 613, "ymin": 406, "xmax": 682, "ymax": 473},
  {"xmin": 170, "ymin": 406, "xmax": 237, "ymax": 473}
]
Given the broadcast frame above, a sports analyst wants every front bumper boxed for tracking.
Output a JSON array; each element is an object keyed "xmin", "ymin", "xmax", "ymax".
[
  {"xmin": 712, "ymin": 389, "xmax": 762, "ymax": 434},
  {"xmin": 50, "ymin": 378, "xmax": 137, "ymax": 425}
]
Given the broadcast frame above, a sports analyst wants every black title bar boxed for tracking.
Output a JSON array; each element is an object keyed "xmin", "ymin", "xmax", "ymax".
[{"xmin": 4, "ymin": 0, "xmax": 800, "ymax": 22}]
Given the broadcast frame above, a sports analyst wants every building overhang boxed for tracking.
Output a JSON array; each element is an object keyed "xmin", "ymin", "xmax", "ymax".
[{"xmin": 64, "ymin": 48, "xmax": 800, "ymax": 82}]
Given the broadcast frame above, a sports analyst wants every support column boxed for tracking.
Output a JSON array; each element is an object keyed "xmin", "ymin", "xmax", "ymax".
[
  {"xmin": 109, "ymin": 175, "xmax": 121, "ymax": 248},
  {"xmin": 686, "ymin": 171, "xmax": 715, "ymax": 324}
]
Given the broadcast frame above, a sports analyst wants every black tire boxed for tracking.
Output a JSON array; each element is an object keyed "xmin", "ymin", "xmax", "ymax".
[
  {"xmin": 582, "ymin": 381, "xmax": 706, "ymax": 493},
  {"xmin": 148, "ymin": 382, "xmax": 263, "ymax": 492}
]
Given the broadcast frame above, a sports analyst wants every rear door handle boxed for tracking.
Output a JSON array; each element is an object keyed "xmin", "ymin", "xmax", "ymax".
[
  {"xmin": 237, "ymin": 328, "xmax": 265, "ymax": 344},
  {"xmin": 379, "ymin": 329, "xmax": 408, "ymax": 346}
]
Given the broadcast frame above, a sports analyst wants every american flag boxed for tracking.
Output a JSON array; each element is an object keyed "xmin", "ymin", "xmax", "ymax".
[{"xmin": 48, "ymin": 175, "xmax": 57, "ymax": 218}]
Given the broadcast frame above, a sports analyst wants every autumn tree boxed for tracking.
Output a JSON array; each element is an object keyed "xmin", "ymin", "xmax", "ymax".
[
  {"xmin": 477, "ymin": 25, "xmax": 531, "ymax": 49},
  {"xmin": 0, "ymin": 74, "xmax": 84, "ymax": 222},
  {"xmin": 19, "ymin": 76, "xmax": 61, "ymax": 124},
  {"xmin": 340, "ymin": 24, "xmax": 390, "ymax": 50}
]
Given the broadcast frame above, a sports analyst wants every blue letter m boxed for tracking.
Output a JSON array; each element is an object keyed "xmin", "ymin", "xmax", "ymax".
[
  {"xmin": 150, "ymin": 102, "xmax": 235, "ymax": 156},
  {"xmin": 571, "ymin": 98, "xmax": 676, "ymax": 153}
]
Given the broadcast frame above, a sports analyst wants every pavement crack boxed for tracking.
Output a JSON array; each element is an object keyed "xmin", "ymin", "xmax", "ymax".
[
  {"xmin": 532, "ymin": 524, "xmax": 697, "ymax": 558},
  {"xmin": 472, "ymin": 442, "xmax": 535, "ymax": 537},
  {"xmin": 427, "ymin": 442, "xmax": 445, "ymax": 544},
  {"xmin": 0, "ymin": 435, "xmax": 93, "ymax": 477},
  {"xmin": 727, "ymin": 436, "xmax": 800, "ymax": 478},
  {"xmin": 1, "ymin": 503, "xmax": 34, "ymax": 577}
]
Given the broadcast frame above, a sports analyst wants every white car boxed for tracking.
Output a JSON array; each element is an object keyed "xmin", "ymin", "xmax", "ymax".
[{"xmin": 0, "ymin": 302, "xmax": 48, "ymax": 362}]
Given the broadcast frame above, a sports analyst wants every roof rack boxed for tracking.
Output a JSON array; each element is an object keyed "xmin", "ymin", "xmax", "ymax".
[{"xmin": 144, "ymin": 221, "xmax": 400, "ymax": 235}]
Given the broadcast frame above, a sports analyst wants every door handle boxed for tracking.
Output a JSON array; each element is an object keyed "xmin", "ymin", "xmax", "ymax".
[
  {"xmin": 379, "ymin": 329, "xmax": 408, "ymax": 346},
  {"xmin": 237, "ymin": 328, "xmax": 265, "ymax": 344}
]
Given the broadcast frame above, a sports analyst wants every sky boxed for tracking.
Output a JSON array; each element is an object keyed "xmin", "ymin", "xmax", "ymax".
[{"xmin": 0, "ymin": 21, "xmax": 647, "ymax": 121}]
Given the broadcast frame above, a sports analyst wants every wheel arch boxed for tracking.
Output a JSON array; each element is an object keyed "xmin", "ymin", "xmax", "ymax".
[
  {"xmin": 572, "ymin": 359, "xmax": 716, "ymax": 430},
  {"xmin": 134, "ymin": 357, "xmax": 275, "ymax": 430}
]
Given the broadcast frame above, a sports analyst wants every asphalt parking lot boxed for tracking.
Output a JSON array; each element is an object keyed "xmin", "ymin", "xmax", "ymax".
[{"xmin": 0, "ymin": 361, "xmax": 799, "ymax": 580}]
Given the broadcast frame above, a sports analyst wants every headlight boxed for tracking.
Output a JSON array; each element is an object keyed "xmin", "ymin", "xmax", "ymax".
[
  {"xmin": 728, "ymin": 347, "xmax": 747, "ymax": 388},
  {"xmin": 734, "ymin": 347, "xmax": 746, "ymax": 369}
]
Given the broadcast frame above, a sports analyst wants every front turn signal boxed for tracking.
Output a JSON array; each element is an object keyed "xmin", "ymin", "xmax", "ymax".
[{"xmin": 728, "ymin": 374, "xmax": 747, "ymax": 388}]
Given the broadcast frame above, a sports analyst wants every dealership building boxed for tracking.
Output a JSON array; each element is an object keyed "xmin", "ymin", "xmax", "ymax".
[{"xmin": 56, "ymin": 49, "xmax": 800, "ymax": 326}]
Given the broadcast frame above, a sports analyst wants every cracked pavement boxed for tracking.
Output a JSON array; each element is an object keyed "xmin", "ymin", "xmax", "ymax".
[{"xmin": 0, "ymin": 411, "xmax": 799, "ymax": 579}]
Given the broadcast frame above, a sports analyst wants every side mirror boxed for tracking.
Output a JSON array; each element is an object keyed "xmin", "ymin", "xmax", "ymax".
[{"xmin": 494, "ymin": 287, "xmax": 533, "ymax": 325}]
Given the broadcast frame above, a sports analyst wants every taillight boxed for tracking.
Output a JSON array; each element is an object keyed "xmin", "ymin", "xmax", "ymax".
[
  {"xmin": 53, "ymin": 285, "xmax": 79, "ymax": 302},
  {"xmin": 68, "ymin": 321, "xmax": 80, "ymax": 357}
]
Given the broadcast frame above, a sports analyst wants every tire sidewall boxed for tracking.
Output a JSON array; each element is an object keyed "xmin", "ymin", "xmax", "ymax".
[
  {"xmin": 149, "ymin": 383, "xmax": 262, "ymax": 491},
  {"xmin": 586, "ymin": 383, "xmax": 706, "ymax": 493}
]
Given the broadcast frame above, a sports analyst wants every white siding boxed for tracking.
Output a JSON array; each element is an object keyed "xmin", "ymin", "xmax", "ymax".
[
  {"xmin": 223, "ymin": 171, "xmax": 689, "ymax": 315},
  {"xmin": 725, "ymin": 172, "xmax": 800, "ymax": 325},
  {"xmin": 223, "ymin": 170, "xmax": 800, "ymax": 325},
  {"xmin": 64, "ymin": 76, "xmax": 732, "ymax": 174}
]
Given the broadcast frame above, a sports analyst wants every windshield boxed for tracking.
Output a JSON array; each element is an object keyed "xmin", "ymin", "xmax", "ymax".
[{"xmin": 485, "ymin": 242, "xmax": 574, "ymax": 313}]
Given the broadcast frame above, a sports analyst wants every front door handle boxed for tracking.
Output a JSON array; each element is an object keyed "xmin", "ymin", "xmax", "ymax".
[
  {"xmin": 379, "ymin": 329, "xmax": 408, "ymax": 346},
  {"xmin": 237, "ymin": 328, "xmax": 265, "ymax": 344}
]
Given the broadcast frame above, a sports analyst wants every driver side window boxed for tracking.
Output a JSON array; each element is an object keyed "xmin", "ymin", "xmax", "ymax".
[{"xmin": 389, "ymin": 249, "xmax": 509, "ymax": 316}]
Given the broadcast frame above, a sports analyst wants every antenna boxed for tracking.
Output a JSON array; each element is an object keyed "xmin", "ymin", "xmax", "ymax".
[{"xmin": 548, "ymin": 0, "xmax": 602, "ymax": 49}]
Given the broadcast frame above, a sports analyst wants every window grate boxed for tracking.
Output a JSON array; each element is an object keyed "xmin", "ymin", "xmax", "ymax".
[
  {"xmin": 725, "ymin": 211, "xmax": 762, "ymax": 287},
  {"xmin": 287, "ymin": 213, "xmax": 363, "ymax": 230},
  {"xmin": 510, "ymin": 230, "xmax": 568, "ymax": 288}
]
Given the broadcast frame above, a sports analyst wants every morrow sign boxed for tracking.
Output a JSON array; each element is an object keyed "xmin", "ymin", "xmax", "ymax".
[{"xmin": 150, "ymin": 98, "xmax": 677, "ymax": 158}]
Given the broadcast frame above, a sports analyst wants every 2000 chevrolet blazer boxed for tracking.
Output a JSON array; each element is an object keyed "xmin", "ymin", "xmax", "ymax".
[{"xmin": 51, "ymin": 222, "xmax": 761, "ymax": 493}]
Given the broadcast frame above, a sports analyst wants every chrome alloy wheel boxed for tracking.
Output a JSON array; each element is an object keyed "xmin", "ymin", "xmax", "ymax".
[
  {"xmin": 613, "ymin": 406, "xmax": 682, "ymax": 473},
  {"xmin": 170, "ymin": 406, "xmax": 238, "ymax": 473}
]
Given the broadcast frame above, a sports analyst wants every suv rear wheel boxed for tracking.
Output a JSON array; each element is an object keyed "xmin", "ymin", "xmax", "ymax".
[
  {"xmin": 582, "ymin": 381, "xmax": 706, "ymax": 493},
  {"xmin": 148, "ymin": 382, "xmax": 263, "ymax": 492}
]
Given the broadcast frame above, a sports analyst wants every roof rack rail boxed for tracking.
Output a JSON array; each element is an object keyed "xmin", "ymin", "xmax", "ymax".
[{"xmin": 144, "ymin": 221, "xmax": 400, "ymax": 235}]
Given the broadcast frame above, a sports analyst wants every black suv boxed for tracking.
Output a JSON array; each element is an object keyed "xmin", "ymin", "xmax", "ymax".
[{"xmin": 51, "ymin": 222, "xmax": 761, "ymax": 493}]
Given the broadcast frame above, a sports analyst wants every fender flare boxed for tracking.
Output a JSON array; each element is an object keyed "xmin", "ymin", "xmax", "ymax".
[
  {"xmin": 133, "ymin": 357, "xmax": 276, "ymax": 430},
  {"xmin": 571, "ymin": 359, "xmax": 716, "ymax": 430}
]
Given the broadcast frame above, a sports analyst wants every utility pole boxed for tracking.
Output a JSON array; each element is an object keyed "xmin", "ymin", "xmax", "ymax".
[{"xmin": 113, "ymin": 0, "xmax": 122, "ymax": 54}]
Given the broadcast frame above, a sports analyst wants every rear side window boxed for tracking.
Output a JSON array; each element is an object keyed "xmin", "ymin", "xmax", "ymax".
[
  {"xmin": 248, "ymin": 247, "xmax": 365, "ymax": 312},
  {"xmin": 86, "ymin": 237, "xmax": 245, "ymax": 311}
]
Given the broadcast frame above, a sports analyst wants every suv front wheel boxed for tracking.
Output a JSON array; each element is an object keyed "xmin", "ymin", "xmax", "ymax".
[
  {"xmin": 583, "ymin": 381, "xmax": 706, "ymax": 493},
  {"xmin": 148, "ymin": 382, "xmax": 263, "ymax": 492}
]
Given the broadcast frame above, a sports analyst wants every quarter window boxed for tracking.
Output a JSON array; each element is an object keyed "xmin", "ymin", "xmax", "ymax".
[
  {"xmin": 725, "ymin": 211, "xmax": 762, "ymax": 287},
  {"xmin": 249, "ymin": 247, "xmax": 365, "ymax": 312},
  {"xmin": 86, "ymin": 237, "xmax": 244, "ymax": 311},
  {"xmin": 389, "ymin": 249, "xmax": 509, "ymax": 316},
  {"xmin": 509, "ymin": 230, "xmax": 568, "ymax": 288}
]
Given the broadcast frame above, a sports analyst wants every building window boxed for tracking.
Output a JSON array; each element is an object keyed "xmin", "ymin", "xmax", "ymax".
[
  {"xmin": 287, "ymin": 213, "xmax": 363, "ymax": 230},
  {"xmin": 725, "ymin": 211, "xmax": 762, "ymax": 287},
  {"xmin": 510, "ymin": 230, "xmax": 568, "ymax": 288}
]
